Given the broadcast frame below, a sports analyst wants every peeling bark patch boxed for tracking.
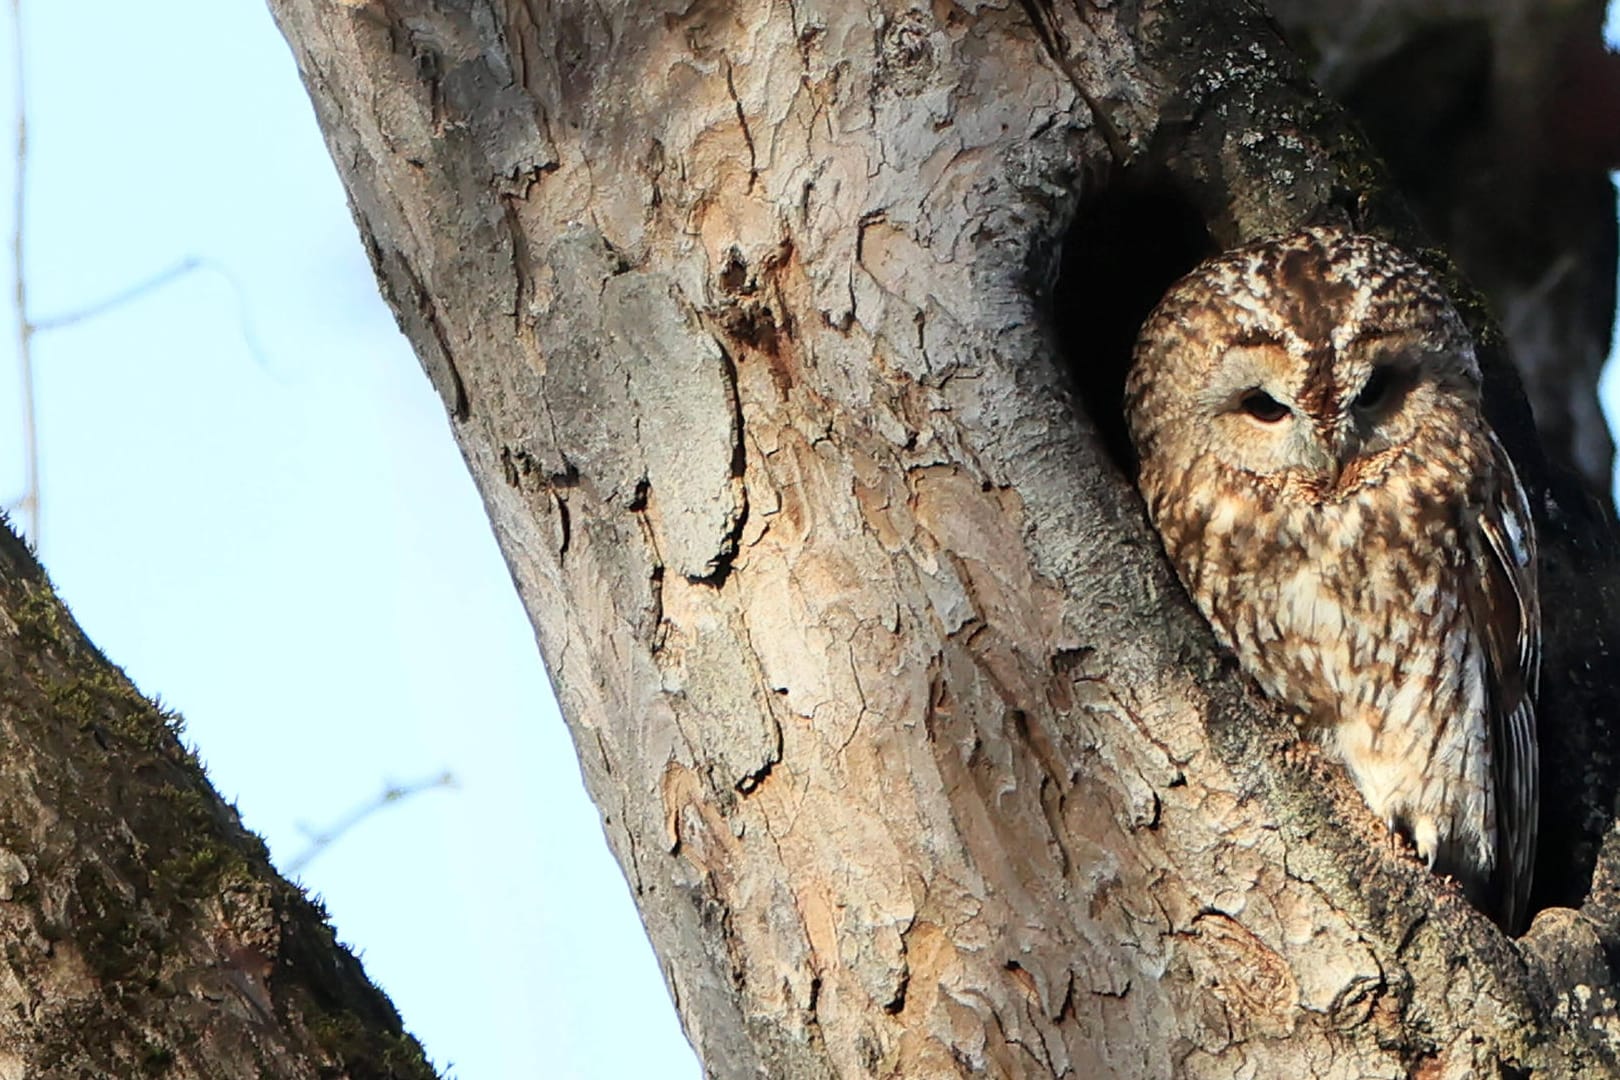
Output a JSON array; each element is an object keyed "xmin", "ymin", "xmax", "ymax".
[
  {"xmin": 656, "ymin": 560, "xmax": 782, "ymax": 792},
  {"xmin": 538, "ymin": 228, "xmax": 743, "ymax": 578},
  {"xmin": 606, "ymin": 271, "xmax": 746, "ymax": 581},
  {"xmin": 876, "ymin": 8, "xmax": 939, "ymax": 97},
  {"xmin": 1183, "ymin": 911, "xmax": 1300, "ymax": 1041}
]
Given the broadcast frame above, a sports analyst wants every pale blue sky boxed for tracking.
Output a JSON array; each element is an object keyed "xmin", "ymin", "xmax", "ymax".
[
  {"xmin": 4, "ymin": 5, "xmax": 1618, "ymax": 1079},
  {"xmin": 1, "ymin": 2, "xmax": 697, "ymax": 1077}
]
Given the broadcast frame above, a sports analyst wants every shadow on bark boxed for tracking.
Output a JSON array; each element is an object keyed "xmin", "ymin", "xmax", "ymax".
[{"xmin": 1054, "ymin": 175, "xmax": 1212, "ymax": 475}]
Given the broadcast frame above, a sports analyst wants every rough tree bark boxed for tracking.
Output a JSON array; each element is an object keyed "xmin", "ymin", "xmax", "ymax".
[
  {"xmin": 0, "ymin": 526, "xmax": 437, "ymax": 1075},
  {"xmin": 254, "ymin": 1, "xmax": 1620, "ymax": 1077}
]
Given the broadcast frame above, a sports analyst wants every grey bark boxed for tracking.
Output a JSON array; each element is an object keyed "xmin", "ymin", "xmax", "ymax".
[{"xmin": 260, "ymin": 0, "xmax": 1620, "ymax": 1077}]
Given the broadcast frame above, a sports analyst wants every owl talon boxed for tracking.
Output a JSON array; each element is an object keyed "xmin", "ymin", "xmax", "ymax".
[
  {"xmin": 1382, "ymin": 823, "xmax": 1424, "ymax": 867},
  {"xmin": 1413, "ymin": 821, "xmax": 1440, "ymax": 871}
]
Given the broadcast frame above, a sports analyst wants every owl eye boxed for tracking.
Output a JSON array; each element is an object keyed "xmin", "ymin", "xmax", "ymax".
[
  {"xmin": 1239, "ymin": 390, "xmax": 1290, "ymax": 423},
  {"xmin": 1354, "ymin": 367, "xmax": 1395, "ymax": 411}
]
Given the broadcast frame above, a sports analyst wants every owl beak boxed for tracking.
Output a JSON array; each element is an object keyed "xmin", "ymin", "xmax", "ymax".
[
  {"xmin": 1320, "ymin": 456, "xmax": 1343, "ymax": 487},
  {"xmin": 1299, "ymin": 434, "xmax": 1341, "ymax": 484}
]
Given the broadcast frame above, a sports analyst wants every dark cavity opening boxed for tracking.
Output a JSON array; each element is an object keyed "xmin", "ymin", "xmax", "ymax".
[{"xmin": 1051, "ymin": 173, "xmax": 1213, "ymax": 476}]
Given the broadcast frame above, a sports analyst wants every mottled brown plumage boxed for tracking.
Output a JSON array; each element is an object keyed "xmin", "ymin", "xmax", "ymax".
[{"xmin": 1126, "ymin": 227, "xmax": 1540, "ymax": 933}]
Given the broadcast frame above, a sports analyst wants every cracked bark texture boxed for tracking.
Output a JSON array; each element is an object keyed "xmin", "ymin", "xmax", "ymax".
[
  {"xmin": 267, "ymin": 1, "xmax": 1620, "ymax": 1076},
  {"xmin": 0, "ymin": 528, "xmax": 435, "ymax": 1076}
]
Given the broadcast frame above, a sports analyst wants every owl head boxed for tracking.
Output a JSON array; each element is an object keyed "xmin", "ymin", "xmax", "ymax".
[{"xmin": 1125, "ymin": 227, "xmax": 1483, "ymax": 498}]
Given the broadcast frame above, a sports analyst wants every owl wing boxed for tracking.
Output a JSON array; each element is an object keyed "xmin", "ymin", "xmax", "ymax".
[{"xmin": 1471, "ymin": 432, "xmax": 1541, "ymax": 935}]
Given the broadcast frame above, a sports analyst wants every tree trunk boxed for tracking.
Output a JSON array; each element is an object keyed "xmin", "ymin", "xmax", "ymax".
[
  {"xmin": 0, "ymin": 527, "xmax": 436, "ymax": 1076},
  {"xmin": 265, "ymin": 0, "xmax": 1620, "ymax": 1076}
]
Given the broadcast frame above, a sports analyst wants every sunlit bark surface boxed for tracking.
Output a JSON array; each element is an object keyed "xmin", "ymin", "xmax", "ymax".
[{"xmin": 266, "ymin": 1, "xmax": 1620, "ymax": 1076}]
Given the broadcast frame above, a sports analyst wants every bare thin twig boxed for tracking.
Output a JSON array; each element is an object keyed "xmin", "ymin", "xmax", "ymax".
[
  {"xmin": 30, "ymin": 257, "xmax": 201, "ymax": 333},
  {"xmin": 287, "ymin": 770, "xmax": 458, "ymax": 875},
  {"xmin": 8, "ymin": 0, "xmax": 36, "ymax": 544},
  {"xmin": 5, "ymin": 6, "xmax": 279, "ymax": 532},
  {"xmin": 33, "ymin": 255, "xmax": 274, "ymax": 373},
  {"xmin": 189, "ymin": 256, "xmax": 273, "ymax": 371}
]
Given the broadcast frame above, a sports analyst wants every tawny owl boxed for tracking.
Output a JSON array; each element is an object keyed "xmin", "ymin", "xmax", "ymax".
[{"xmin": 1125, "ymin": 226, "xmax": 1540, "ymax": 933}]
